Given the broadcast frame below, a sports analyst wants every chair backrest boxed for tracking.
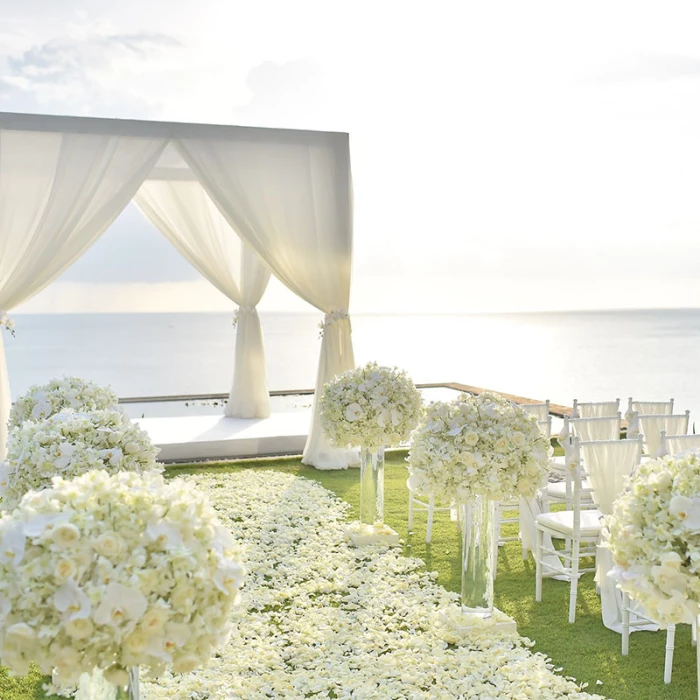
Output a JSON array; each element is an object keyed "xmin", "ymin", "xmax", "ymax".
[
  {"xmin": 521, "ymin": 401, "xmax": 550, "ymax": 422},
  {"xmin": 572, "ymin": 398, "xmax": 620, "ymax": 419},
  {"xmin": 569, "ymin": 413, "xmax": 622, "ymax": 442},
  {"xmin": 636, "ymin": 411, "xmax": 691, "ymax": 457},
  {"xmin": 579, "ymin": 436, "xmax": 644, "ymax": 515},
  {"xmin": 658, "ymin": 431, "xmax": 700, "ymax": 458},
  {"xmin": 537, "ymin": 415, "xmax": 552, "ymax": 441},
  {"xmin": 627, "ymin": 397, "xmax": 674, "ymax": 417},
  {"xmin": 568, "ymin": 437, "xmax": 609, "ymax": 536}
]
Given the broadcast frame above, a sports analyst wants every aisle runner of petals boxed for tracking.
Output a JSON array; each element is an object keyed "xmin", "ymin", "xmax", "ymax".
[{"xmin": 143, "ymin": 471, "xmax": 604, "ymax": 700}]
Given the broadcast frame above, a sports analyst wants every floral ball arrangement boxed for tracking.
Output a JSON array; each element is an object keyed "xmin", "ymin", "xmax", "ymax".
[
  {"xmin": 0, "ymin": 469, "xmax": 244, "ymax": 691},
  {"xmin": 407, "ymin": 392, "xmax": 552, "ymax": 502},
  {"xmin": 9, "ymin": 376, "xmax": 119, "ymax": 428},
  {"xmin": 607, "ymin": 452, "xmax": 700, "ymax": 626},
  {"xmin": 319, "ymin": 362, "xmax": 423, "ymax": 450},
  {"xmin": 1, "ymin": 410, "xmax": 160, "ymax": 510}
]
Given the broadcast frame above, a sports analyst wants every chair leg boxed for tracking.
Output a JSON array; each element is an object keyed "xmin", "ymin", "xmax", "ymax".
[
  {"xmin": 408, "ymin": 492, "xmax": 414, "ymax": 533},
  {"xmin": 664, "ymin": 625, "xmax": 676, "ymax": 684},
  {"xmin": 693, "ymin": 617, "xmax": 697, "ymax": 647},
  {"xmin": 569, "ymin": 539, "xmax": 580, "ymax": 624},
  {"xmin": 621, "ymin": 592, "xmax": 630, "ymax": 656},
  {"xmin": 426, "ymin": 495, "xmax": 435, "ymax": 544},
  {"xmin": 535, "ymin": 527, "xmax": 543, "ymax": 603}
]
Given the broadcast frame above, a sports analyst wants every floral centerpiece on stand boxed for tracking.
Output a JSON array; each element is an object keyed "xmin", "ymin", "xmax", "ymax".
[
  {"xmin": 0, "ymin": 469, "xmax": 244, "ymax": 699},
  {"xmin": 407, "ymin": 392, "xmax": 551, "ymax": 622},
  {"xmin": 607, "ymin": 451, "xmax": 700, "ymax": 628},
  {"xmin": 320, "ymin": 362, "xmax": 423, "ymax": 544},
  {"xmin": 1, "ymin": 410, "xmax": 160, "ymax": 511},
  {"xmin": 9, "ymin": 376, "xmax": 119, "ymax": 428}
]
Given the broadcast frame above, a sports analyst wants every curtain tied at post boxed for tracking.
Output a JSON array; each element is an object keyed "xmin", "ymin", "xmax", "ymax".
[
  {"xmin": 232, "ymin": 305, "xmax": 256, "ymax": 328},
  {"xmin": 0, "ymin": 311, "xmax": 15, "ymax": 337},
  {"xmin": 318, "ymin": 309, "xmax": 350, "ymax": 338}
]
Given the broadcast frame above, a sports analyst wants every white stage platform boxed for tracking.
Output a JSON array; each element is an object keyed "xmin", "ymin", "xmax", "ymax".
[{"xmin": 136, "ymin": 410, "xmax": 312, "ymax": 463}]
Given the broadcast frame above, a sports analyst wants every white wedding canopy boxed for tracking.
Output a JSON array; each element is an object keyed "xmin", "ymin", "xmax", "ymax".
[{"xmin": 0, "ymin": 111, "xmax": 357, "ymax": 468}]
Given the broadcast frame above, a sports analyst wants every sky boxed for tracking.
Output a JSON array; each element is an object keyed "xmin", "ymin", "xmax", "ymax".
[{"xmin": 3, "ymin": 0, "xmax": 700, "ymax": 313}]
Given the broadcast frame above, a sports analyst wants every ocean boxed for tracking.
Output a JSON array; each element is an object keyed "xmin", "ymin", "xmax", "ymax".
[{"xmin": 3, "ymin": 309, "xmax": 700, "ymax": 423}]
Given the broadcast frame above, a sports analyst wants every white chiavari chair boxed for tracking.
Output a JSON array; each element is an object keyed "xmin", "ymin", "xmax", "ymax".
[
  {"xmin": 635, "ymin": 411, "xmax": 690, "ymax": 458},
  {"xmin": 536, "ymin": 436, "xmax": 643, "ymax": 623}
]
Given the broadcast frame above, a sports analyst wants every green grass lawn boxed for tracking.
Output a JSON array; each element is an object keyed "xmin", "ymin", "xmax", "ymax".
[{"xmin": 2, "ymin": 450, "xmax": 697, "ymax": 699}]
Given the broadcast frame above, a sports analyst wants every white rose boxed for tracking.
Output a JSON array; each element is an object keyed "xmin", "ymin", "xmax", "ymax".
[
  {"xmin": 94, "ymin": 532, "xmax": 124, "ymax": 559},
  {"xmin": 54, "ymin": 557, "xmax": 78, "ymax": 581},
  {"xmin": 52, "ymin": 523, "xmax": 81, "ymax": 549},
  {"xmin": 464, "ymin": 432, "xmax": 479, "ymax": 446},
  {"xmin": 64, "ymin": 617, "xmax": 94, "ymax": 639}
]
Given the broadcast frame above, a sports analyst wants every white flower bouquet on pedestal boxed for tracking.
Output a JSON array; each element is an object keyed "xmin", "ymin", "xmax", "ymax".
[
  {"xmin": 408, "ymin": 392, "xmax": 551, "ymax": 624},
  {"xmin": 607, "ymin": 452, "xmax": 700, "ymax": 626},
  {"xmin": 9, "ymin": 376, "xmax": 119, "ymax": 428},
  {"xmin": 606, "ymin": 452, "xmax": 700, "ymax": 699},
  {"xmin": 1, "ymin": 410, "xmax": 160, "ymax": 511},
  {"xmin": 320, "ymin": 362, "xmax": 423, "ymax": 544},
  {"xmin": 0, "ymin": 469, "xmax": 244, "ymax": 698}
]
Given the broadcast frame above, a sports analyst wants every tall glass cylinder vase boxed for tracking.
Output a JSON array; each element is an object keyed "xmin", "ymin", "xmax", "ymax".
[
  {"xmin": 116, "ymin": 668, "xmax": 140, "ymax": 700},
  {"xmin": 75, "ymin": 667, "xmax": 139, "ymax": 700},
  {"xmin": 359, "ymin": 446, "xmax": 385, "ymax": 525},
  {"xmin": 459, "ymin": 497, "xmax": 496, "ymax": 616}
]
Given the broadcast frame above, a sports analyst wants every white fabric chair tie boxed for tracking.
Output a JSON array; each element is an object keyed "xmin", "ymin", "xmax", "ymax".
[
  {"xmin": 0, "ymin": 311, "xmax": 15, "ymax": 336},
  {"xmin": 625, "ymin": 410, "xmax": 640, "ymax": 438},
  {"xmin": 232, "ymin": 305, "xmax": 256, "ymax": 328},
  {"xmin": 318, "ymin": 308, "xmax": 350, "ymax": 337}
]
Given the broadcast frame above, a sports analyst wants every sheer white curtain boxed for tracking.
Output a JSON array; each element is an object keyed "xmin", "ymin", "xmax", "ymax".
[
  {"xmin": 0, "ymin": 129, "xmax": 166, "ymax": 458},
  {"xmin": 134, "ymin": 180, "xmax": 271, "ymax": 418},
  {"xmin": 176, "ymin": 131, "xmax": 357, "ymax": 468},
  {"xmin": 582, "ymin": 438, "xmax": 645, "ymax": 633}
]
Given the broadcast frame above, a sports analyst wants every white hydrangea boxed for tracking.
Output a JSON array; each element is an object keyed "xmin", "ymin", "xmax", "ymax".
[
  {"xmin": 320, "ymin": 362, "xmax": 423, "ymax": 450},
  {"xmin": 606, "ymin": 451, "xmax": 700, "ymax": 627},
  {"xmin": 0, "ymin": 469, "xmax": 244, "ymax": 692},
  {"xmin": 9, "ymin": 376, "xmax": 119, "ymax": 428},
  {"xmin": 2, "ymin": 410, "xmax": 160, "ymax": 511},
  {"xmin": 407, "ymin": 392, "xmax": 552, "ymax": 502}
]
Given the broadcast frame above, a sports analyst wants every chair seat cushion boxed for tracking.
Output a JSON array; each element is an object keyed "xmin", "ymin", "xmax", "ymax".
[
  {"xmin": 546, "ymin": 480, "xmax": 592, "ymax": 498},
  {"xmin": 549, "ymin": 456, "xmax": 568, "ymax": 472},
  {"xmin": 536, "ymin": 509, "xmax": 603, "ymax": 537}
]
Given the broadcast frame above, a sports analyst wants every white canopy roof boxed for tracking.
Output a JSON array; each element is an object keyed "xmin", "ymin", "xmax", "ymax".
[{"xmin": 0, "ymin": 111, "xmax": 349, "ymax": 182}]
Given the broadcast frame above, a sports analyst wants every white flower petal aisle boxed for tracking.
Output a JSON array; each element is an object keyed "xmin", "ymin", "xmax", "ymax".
[{"xmin": 143, "ymin": 471, "xmax": 603, "ymax": 700}]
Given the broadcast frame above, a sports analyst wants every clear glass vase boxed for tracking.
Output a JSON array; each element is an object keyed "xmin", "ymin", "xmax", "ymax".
[
  {"xmin": 116, "ymin": 668, "xmax": 140, "ymax": 700},
  {"xmin": 359, "ymin": 446, "xmax": 385, "ymax": 525},
  {"xmin": 75, "ymin": 667, "xmax": 139, "ymax": 700},
  {"xmin": 459, "ymin": 497, "xmax": 496, "ymax": 616}
]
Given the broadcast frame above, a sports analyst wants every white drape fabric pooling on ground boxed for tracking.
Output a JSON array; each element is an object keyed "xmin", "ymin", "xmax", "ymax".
[
  {"xmin": 134, "ymin": 180, "xmax": 271, "ymax": 418},
  {"xmin": 0, "ymin": 128, "xmax": 166, "ymax": 458},
  {"xmin": 176, "ymin": 132, "xmax": 357, "ymax": 468},
  {"xmin": 581, "ymin": 439, "xmax": 647, "ymax": 633}
]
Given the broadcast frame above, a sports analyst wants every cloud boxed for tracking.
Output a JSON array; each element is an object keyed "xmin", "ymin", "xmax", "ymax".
[
  {"xmin": 583, "ymin": 53, "xmax": 700, "ymax": 85},
  {"xmin": 0, "ymin": 29, "xmax": 182, "ymax": 114}
]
